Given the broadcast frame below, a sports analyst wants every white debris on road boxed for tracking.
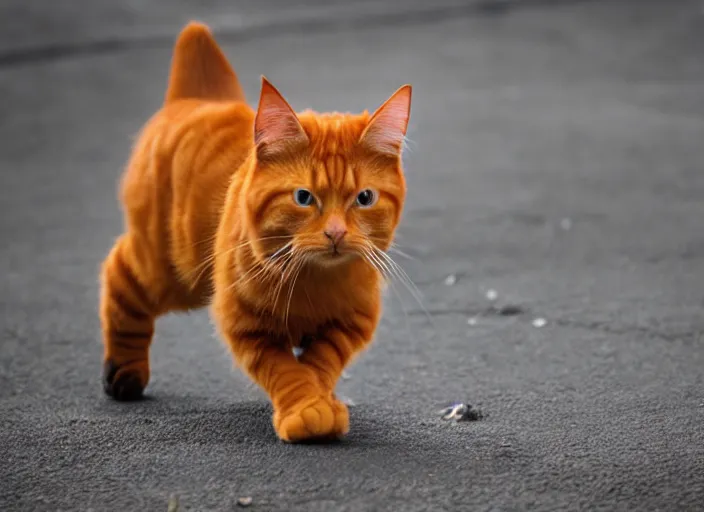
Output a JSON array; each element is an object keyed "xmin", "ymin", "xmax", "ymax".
[
  {"xmin": 444, "ymin": 274, "xmax": 457, "ymax": 286},
  {"xmin": 167, "ymin": 495, "xmax": 179, "ymax": 512},
  {"xmin": 486, "ymin": 289, "xmax": 498, "ymax": 301},
  {"xmin": 339, "ymin": 395, "xmax": 356, "ymax": 407},
  {"xmin": 532, "ymin": 317, "xmax": 547, "ymax": 328}
]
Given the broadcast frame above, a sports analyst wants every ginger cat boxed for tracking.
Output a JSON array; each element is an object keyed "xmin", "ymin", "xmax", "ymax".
[{"xmin": 100, "ymin": 22, "xmax": 411, "ymax": 442}]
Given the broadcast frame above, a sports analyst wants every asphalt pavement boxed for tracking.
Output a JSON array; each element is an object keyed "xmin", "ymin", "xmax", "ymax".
[{"xmin": 1, "ymin": 0, "xmax": 704, "ymax": 510}]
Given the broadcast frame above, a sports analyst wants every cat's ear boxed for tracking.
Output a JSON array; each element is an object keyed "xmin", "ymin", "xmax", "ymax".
[
  {"xmin": 254, "ymin": 77, "xmax": 309, "ymax": 159},
  {"xmin": 359, "ymin": 85, "xmax": 412, "ymax": 156}
]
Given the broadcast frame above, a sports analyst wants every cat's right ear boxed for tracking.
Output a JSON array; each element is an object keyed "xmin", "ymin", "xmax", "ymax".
[
  {"xmin": 254, "ymin": 77, "xmax": 309, "ymax": 160},
  {"xmin": 359, "ymin": 85, "xmax": 412, "ymax": 157}
]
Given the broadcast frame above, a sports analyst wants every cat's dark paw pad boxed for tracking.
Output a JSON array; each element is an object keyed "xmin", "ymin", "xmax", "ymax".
[{"xmin": 102, "ymin": 359, "xmax": 147, "ymax": 401}]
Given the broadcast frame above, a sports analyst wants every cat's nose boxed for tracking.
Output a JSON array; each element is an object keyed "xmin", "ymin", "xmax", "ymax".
[
  {"xmin": 324, "ymin": 227, "xmax": 347, "ymax": 246},
  {"xmin": 324, "ymin": 218, "xmax": 347, "ymax": 246}
]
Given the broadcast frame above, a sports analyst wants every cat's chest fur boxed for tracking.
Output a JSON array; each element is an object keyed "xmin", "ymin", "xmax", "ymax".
[{"xmin": 229, "ymin": 257, "xmax": 380, "ymax": 337}]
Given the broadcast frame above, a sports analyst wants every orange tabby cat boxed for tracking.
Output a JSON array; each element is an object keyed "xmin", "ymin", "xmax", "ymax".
[{"xmin": 100, "ymin": 21, "xmax": 411, "ymax": 442}]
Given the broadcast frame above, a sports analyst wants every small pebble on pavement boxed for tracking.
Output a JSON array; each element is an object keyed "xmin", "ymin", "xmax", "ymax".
[
  {"xmin": 444, "ymin": 274, "xmax": 457, "ymax": 286},
  {"xmin": 237, "ymin": 497, "xmax": 253, "ymax": 508},
  {"xmin": 440, "ymin": 403, "xmax": 484, "ymax": 422}
]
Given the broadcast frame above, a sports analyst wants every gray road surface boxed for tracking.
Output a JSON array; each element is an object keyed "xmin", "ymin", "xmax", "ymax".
[{"xmin": 1, "ymin": 0, "xmax": 704, "ymax": 510}]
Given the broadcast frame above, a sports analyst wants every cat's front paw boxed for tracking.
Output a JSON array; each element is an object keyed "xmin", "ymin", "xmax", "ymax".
[
  {"xmin": 273, "ymin": 394, "xmax": 349, "ymax": 443},
  {"xmin": 102, "ymin": 359, "xmax": 148, "ymax": 401}
]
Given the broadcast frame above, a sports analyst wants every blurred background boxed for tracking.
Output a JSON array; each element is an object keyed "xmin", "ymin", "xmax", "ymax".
[{"xmin": 1, "ymin": 0, "xmax": 703, "ymax": 510}]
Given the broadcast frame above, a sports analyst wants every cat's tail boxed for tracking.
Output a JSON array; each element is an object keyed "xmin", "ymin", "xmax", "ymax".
[{"xmin": 164, "ymin": 22, "xmax": 246, "ymax": 105}]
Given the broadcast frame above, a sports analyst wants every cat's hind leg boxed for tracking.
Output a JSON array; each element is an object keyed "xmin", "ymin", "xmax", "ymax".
[{"xmin": 99, "ymin": 234, "xmax": 158, "ymax": 401}]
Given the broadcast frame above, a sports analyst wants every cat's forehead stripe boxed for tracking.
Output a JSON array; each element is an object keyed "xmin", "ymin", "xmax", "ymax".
[
  {"xmin": 298, "ymin": 111, "xmax": 367, "ymax": 195},
  {"xmin": 313, "ymin": 160, "xmax": 330, "ymax": 190},
  {"xmin": 299, "ymin": 111, "xmax": 369, "ymax": 158},
  {"xmin": 310, "ymin": 156, "xmax": 353, "ymax": 194},
  {"xmin": 328, "ymin": 155, "xmax": 344, "ymax": 189}
]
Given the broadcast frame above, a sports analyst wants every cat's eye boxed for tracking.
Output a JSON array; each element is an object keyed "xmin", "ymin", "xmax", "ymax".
[
  {"xmin": 355, "ymin": 189, "xmax": 377, "ymax": 208},
  {"xmin": 294, "ymin": 188, "xmax": 315, "ymax": 207}
]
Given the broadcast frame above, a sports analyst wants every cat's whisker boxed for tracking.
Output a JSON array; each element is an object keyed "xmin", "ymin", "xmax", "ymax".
[
  {"xmin": 188, "ymin": 231, "xmax": 219, "ymax": 250},
  {"xmin": 375, "ymin": 250, "xmax": 416, "ymax": 294},
  {"xmin": 284, "ymin": 254, "xmax": 308, "ymax": 329},
  {"xmin": 237, "ymin": 252, "xmax": 287, "ymax": 288},
  {"xmin": 187, "ymin": 235, "xmax": 295, "ymax": 288},
  {"xmin": 364, "ymin": 246, "xmax": 392, "ymax": 279},
  {"xmin": 188, "ymin": 245, "xmax": 237, "ymax": 291},
  {"xmin": 361, "ymin": 247, "xmax": 412, "ymax": 339},
  {"xmin": 268, "ymin": 241, "xmax": 294, "ymax": 261},
  {"xmin": 388, "ymin": 246, "xmax": 416, "ymax": 261},
  {"xmin": 244, "ymin": 241, "xmax": 293, "ymax": 286},
  {"xmin": 363, "ymin": 242, "xmax": 398, "ymax": 279},
  {"xmin": 365, "ymin": 236, "xmax": 416, "ymax": 262},
  {"xmin": 360, "ymin": 247, "xmax": 385, "ymax": 277},
  {"xmin": 278, "ymin": 253, "xmax": 303, "ymax": 309},
  {"xmin": 372, "ymin": 247, "xmax": 435, "ymax": 330},
  {"xmin": 270, "ymin": 250, "xmax": 299, "ymax": 310},
  {"xmin": 265, "ymin": 250, "xmax": 295, "ymax": 291},
  {"xmin": 223, "ymin": 242, "xmax": 294, "ymax": 296}
]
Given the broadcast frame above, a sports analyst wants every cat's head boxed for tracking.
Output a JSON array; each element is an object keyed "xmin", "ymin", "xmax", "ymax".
[{"xmin": 243, "ymin": 78, "xmax": 411, "ymax": 269}]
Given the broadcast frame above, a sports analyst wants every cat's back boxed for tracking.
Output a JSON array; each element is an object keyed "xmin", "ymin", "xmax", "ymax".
[
  {"xmin": 121, "ymin": 99, "xmax": 254, "ymax": 200},
  {"xmin": 119, "ymin": 99, "xmax": 255, "ymax": 303},
  {"xmin": 120, "ymin": 99, "xmax": 254, "ymax": 229}
]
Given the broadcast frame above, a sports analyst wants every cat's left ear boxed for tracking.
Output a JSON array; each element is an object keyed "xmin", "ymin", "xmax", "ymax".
[
  {"xmin": 359, "ymin": 85, "xmax": 412, "ymax": 156},
  {"xmin": 254, "ymin": 76, "xmax": 309, "ymax": 160}
]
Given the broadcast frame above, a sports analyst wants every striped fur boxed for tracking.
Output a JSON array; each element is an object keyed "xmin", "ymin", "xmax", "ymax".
[{"xmin": 100, "ymin": 22, "xmax": 411, "ymax": 441}]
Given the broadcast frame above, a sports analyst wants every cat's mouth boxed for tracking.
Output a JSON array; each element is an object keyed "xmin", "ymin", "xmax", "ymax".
[{"xmin": 312, "ymin": 249, "xmax": 356, "ymax": 267}]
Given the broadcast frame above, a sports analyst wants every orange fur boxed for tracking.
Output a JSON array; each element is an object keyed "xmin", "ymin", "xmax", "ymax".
[{"xmin": 100, "ymin": 22, "xmax": 411, "ymax": 442}]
